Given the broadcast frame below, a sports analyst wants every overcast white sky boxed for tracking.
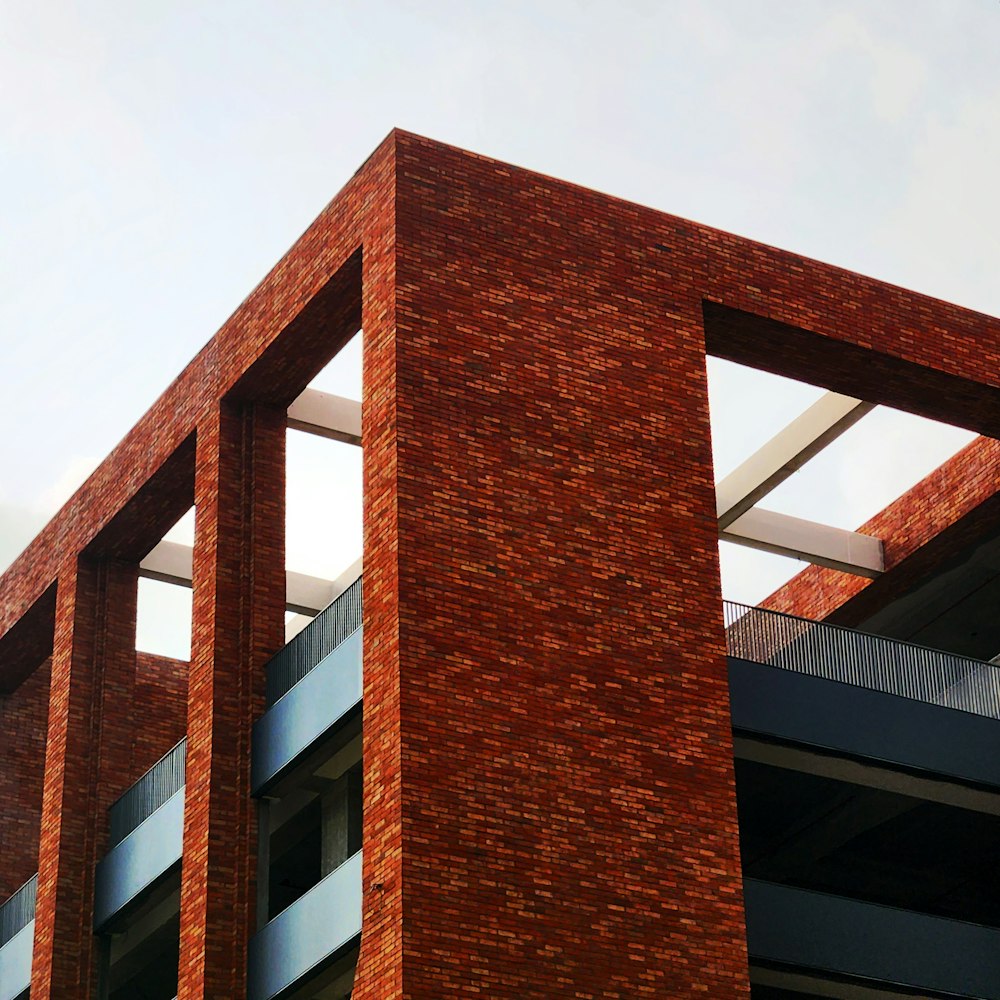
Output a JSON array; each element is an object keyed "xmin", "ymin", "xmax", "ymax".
[{"xmin": 1, "ymin": 1, "xmax": 997, "ymax": 657}]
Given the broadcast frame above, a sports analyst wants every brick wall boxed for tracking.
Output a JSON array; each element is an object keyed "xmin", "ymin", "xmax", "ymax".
[
  {"xmin": 134, "ymin": 651, "xmax": 188, "ymax": 778},
  {"xmin": 31, "ymin": 559, "xmax": 139, "ymax": 996},
  {"xmin": 0, "ymin": 658, "xmax": 50, "ymax": 900},
  {"xmin": 177, "ymin": 402, "xmax": 286, "ymax": 1000},
  {"xmin": 0, "ymin": 650, "xmax": 185, "ymax": 908}
]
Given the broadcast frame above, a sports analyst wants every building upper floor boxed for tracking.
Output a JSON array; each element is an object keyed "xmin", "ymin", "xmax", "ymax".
[{"xmin": 3, "ymin": 131, "xmax": 1000, "ymax": 999}]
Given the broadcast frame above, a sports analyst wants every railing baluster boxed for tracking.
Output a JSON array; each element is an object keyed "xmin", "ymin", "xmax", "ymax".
[
  {"xmin": 264, "ymin": 575, "xmax": 362, "ymax": 706},
  {"xmin": 107, "ymin": 737, "xmax": 187, "ymax": 848},
  {"xmin": 0, "ymin": 873, "xmax": 37, "ymax": 947},
  {"xmin": 723, "ymin": 601, "xmax": 1000, "ymax": 720}
]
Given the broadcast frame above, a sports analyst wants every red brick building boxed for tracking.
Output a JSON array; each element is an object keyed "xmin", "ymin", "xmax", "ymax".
[{"xmin": 3, "ymin": 131, "xmax": 1000, "ymax": 1000}]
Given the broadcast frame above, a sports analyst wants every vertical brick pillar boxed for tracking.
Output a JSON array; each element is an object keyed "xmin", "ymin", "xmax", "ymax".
[
  {"xmin": 31, "ymin": 557, "xmax": 138, "ymax": 998},
  {"xmin": 355, "ymin": 133, "xmax": 750, "ymax": 997},
  {"xmin": 177, "ymin": 400, "xmax": 285, "ymax": 1000}
]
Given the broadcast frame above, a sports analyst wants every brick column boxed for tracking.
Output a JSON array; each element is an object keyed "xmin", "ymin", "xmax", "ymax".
[
  {"xmin": 355, "ymin": 133, "xmax": 750, "ymax": 998},
  {"xmin": 30, "ymin": 558, "xmax": 138, "ymax": 998},
  {"xmin": 177, "ymin": 400, "xmax": 285, "ymax": 999}
]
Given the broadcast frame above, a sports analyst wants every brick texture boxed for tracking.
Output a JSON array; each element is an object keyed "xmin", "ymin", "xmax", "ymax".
[
  {"xmin": 134, "ymin": 651, "xmax": 189, "ymax": 774},
  {"xmin": 356, "ymin": 134, "xmax": 747, "ymax": 999},
  {"xmin": 31, "ymin": 558, "xmax": 138, "ymax": 998},
  {"xmin": 355, "ymin": 134, "xmax": 404, "ymax": 998},
  {"xmin": 0, "ymin": 649, "xmax": 185, "ymax": 907},
  {"xmin": 177, "ymin": 401, "xmax": 286, "ymax": 1000}
]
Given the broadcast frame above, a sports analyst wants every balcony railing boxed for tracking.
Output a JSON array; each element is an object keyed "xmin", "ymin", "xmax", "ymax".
[
  {"xmin": 0, "ymin": 873, "xmax": 36, "ymax": 948},
  {"xmin": 266, "ymin": 575, "xmax": 362, "ymax": 706},
  {"xmin": 724, "ymin": 601, "xmax": 1000, "ymax": 720},
  {"xmin": 108, "ymin": 737, "xmax": 187, "ymax": 848},
  {"xmin": 248, "ymin": 851, "xmax": 362, "ymax": 1000}
]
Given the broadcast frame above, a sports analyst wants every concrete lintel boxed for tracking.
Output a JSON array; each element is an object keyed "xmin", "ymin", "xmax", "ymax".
[
  {"xmin": 139, "ymin": 542, "xmax": 362, "ymax": 615},
  {"xmin": 716, "ymin": 392, "xmax": 874, "ymax": 528},
  {"xmin": 287, "ymin": 389, "xmax": 361, "ymax": 446},
  {"xmin": 721, "ymin": 507, "xmax": 883, "ymax": 578}
]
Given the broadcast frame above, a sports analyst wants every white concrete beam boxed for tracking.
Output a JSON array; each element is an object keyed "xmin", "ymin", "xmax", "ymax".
[
  {"xmin": 716, "ymin": 392, "xmax": 874, "ymax": 529},
  {"xmin": 285, "ymin": 568, "xmax": 339, "ymax": 616},
  {"xmin": 326, "ymin": 555, "xmax": 364, "ymax": 602},
  {"xmin": 138, "ymin": 539, "xmax": 193, "ymax": 589},
  {"xmin": 721, "ymin": 507, "xmax": 884, "ymax": 578},
  {"xmin": 139, "ymin": 541, "xmax": 362, "ymax": 615},
  {"xmin": 285, "ymin": 555, "xmax": 363, "ymax": 616},
  {"xmin": 287, "ymin": 389, "xmax": 361, "ymax": 446},
  {"xmin": 284, "ymin": 613, "xmax": 314, "ymax": 643}
]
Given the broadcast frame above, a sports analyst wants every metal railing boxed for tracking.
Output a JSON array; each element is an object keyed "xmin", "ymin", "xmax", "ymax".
[
  {"xmin": 265, "ymin": 575, "xmax": 362, "ymax": 706},
  {"xmin": 108, "ymin": 737, "xmax": 187, "ymax": 848},
  {"xmin": 0, "ymin": 873, "xmax": 37, "ymax": 947},
  {"xmin": 724, "ymin": 601, "xmax": 1000, "ymax": 720}
]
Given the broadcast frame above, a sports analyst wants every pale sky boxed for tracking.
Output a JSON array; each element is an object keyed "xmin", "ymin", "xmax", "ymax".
[{"xmin": 1, "ymin": 1, "xmax": 997, "ymax": 657}]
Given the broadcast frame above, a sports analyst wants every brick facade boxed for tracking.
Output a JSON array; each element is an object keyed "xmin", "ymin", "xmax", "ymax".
[
  {"xmin": 31, "ymin": 558, "xmax": 139, "ymax": 996},
  {"xmin": 177, "ymin": 401, "xmax": 287, "ymax": 1000},
  {"xmin": 134, "ymin": 651, "xmax": 189, "ymax": 776},
  {"xmin": 355, "ymin": 136, "xmax": 749, "ymax": 998},
  {"xmin": 2, "ymin": 131, "xmax": 999, "ymax": 998},
  {"xmin": 0, "ymin": 657, "xmax": 50, "ymax": 900},
  {"xmin": 0, "ymin": 649, "xmax": 185, "ymax": 906}
]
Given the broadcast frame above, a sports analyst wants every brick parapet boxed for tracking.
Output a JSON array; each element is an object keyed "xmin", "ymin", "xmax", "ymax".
[{"xmin": 763, "ymin": 436, "xmax": 1000, "ymax": 623}]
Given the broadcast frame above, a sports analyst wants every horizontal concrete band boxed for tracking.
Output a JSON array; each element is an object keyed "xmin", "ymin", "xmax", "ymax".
[
  {"xmin": 0, "ymin": 919, "xmax": 32, "ymax": 1000},
  {"xmin": 93, "ymin": 788, "xmax": 184, "ymax": 932},
  {"xmin": 729, "ymin": 656, "xmax": 1000, "ymax": 789},
  {"xmin": 247, "ymin": 851, "xmax": 362, "ymax": 1000},
  {"xmin": 745, "ymin": 879, "xmax": 1000, "ymax": 998}
]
